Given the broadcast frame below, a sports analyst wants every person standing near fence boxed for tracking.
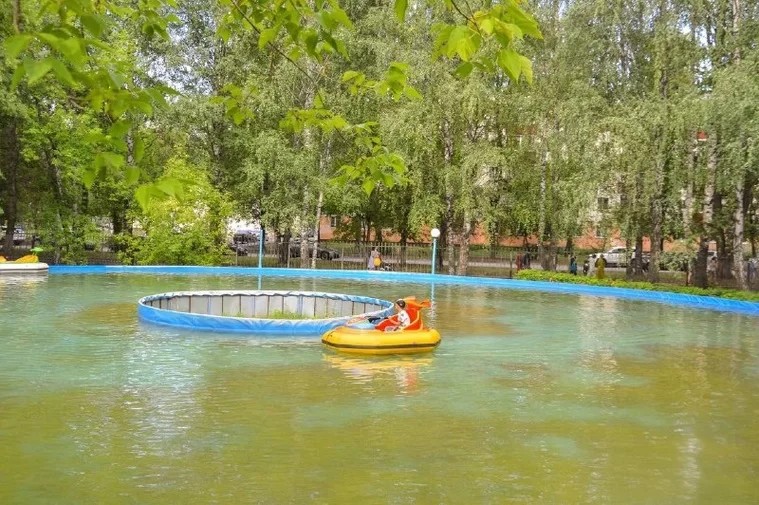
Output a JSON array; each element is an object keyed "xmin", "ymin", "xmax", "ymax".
[
  {"xmin": 707, "ymin": 256, "xmax": 717, "ymax": 285},
  {"xmin": 368, "ymin": 247, "xmax": 380, "ymax": 270},
  {"xmin": 569, "ymin": 256, "xmax": 578, "ymax": 275},
  {"xmin": 595, "ymin": 254, "xmax": 607, "ymax": 280}
]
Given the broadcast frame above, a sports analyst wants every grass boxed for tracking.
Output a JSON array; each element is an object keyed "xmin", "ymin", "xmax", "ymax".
[
  {"xmin": 516, "ymin": 270, "xmax": 759, "ymax": 302},
  {"xmin": 268, "ymin": 310, "xmax": 312, "ymax": 320},
  {"xmin": 221, "ymin": 309, "xmax": 338, "ymax": 320}
]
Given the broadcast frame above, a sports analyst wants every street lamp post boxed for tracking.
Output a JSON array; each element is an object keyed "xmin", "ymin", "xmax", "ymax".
[
  {"xmin": 258, "ymin": 226, "xmax": 264, "ymax": 269},
  {"xmin": 430, "ymin": 228, "xmax": 440, "ymax": 275}
]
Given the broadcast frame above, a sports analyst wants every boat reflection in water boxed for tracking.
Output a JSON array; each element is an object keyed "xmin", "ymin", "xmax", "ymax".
[{"xmin": 322, "ymin": 353, "xmax": 434, "ymax": 394}]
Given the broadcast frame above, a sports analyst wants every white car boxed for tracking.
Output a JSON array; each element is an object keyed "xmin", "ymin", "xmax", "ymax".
[{"xmin": 601, "ymin": 246, "xmax": 628, "ymax": 267}]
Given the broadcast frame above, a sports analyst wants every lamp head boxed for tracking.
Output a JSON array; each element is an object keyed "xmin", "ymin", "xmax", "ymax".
[{"xmin": 430, "ymin": 228, "xmax": 440, "ymax": 239}]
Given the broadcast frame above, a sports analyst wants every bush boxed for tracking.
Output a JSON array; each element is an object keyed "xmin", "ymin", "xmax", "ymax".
[
  {"xmin": 515, "ymin": 270, "xmax": 759, "ymax": 302},
  {"xmin": 126, "ymin": 154, "xmax": 232, "ymax": 266}
]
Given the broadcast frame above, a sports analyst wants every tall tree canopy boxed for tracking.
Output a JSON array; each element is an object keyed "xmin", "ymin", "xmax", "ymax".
[{"xmin": 1, "ymin": 0, "xmax": 757, "ymax": 289}]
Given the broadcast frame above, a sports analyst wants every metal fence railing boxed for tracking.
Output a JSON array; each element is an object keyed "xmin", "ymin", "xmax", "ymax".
[
  {"xmin": 5, "ymin": 238, "xmax": 757, "ymax": 288},
  {"xmin": 188, "ymin": 240, "xmax": 581, "ymax": 277}
]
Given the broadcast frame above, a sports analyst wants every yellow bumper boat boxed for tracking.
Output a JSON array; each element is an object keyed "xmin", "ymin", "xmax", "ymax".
[{"xmin": 321, "ymin": 297, "xmax": 441, "ymax": 355}]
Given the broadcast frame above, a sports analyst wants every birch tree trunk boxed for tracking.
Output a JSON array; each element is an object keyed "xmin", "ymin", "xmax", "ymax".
[
  {"xmin": 732, "ymin": 176, "xmax": 747, "ymax": 289},
  {"xmin": 536, "ymin": 147, "xmax": 547, "ymax": 269},
  {"xmin": 1, "ymin": 120, "xmax": 20, "ymax": 254},
  {"xmin": 310, "ymin": 138, "xmax": 331, "ymax": 269},
  {"xmin": 694, "ymin": 132, "xmax": 717, "ymax": 287},
  {"xmin": 457, "ymin": 213, "xmax": 471, "ymax": 275},
  {"xmin": 442, "ymin": 120, "xmax": 456, "ymax": 275}
]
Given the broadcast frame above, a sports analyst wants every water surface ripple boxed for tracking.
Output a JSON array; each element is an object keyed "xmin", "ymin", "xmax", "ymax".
[{"xmin": 1, "ymin": 274, "xmax": 758, "ymax": 504}]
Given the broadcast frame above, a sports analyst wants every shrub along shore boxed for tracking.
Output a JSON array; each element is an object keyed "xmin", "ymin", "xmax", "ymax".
[{"xmin": 516, "ymin": 270, "xmax": 759, "ymax": 303}]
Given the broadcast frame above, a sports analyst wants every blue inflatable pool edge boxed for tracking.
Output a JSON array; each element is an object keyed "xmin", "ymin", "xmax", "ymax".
[
  {"xmin": 47, "ymin": 265, "xmax": 759, "ymax": 317},
  {"xmin": 137, "ymin": 290, "xmax": 394, "ymax": 335}
]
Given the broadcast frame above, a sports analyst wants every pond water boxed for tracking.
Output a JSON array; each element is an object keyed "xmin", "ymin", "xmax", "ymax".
[{"xmin": 1, "ymin": 273, "xmax": 758, "ymax": 504}]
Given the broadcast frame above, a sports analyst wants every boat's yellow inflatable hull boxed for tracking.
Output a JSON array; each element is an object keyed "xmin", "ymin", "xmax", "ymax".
[{"xmin": 322, "ymin": 325, "xmax": 441, "ymax": 355}]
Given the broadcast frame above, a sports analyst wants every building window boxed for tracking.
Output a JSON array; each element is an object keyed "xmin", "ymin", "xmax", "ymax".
[
  {"xmin": 597, "ymin": 197, "xmax": 609, "ymax": 211},
  {"xmin": 595, "ymin": 226, "xmax": 604, "ymax": 238},
  {"xmin": 330, "ymin": 215, "xmax": 340, "ymax": 228}
]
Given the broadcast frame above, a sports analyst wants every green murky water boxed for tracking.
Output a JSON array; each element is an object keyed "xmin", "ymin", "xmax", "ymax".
[{"xmin": 1, "ymin": 273, "xmax": 758, "ymax": 504}]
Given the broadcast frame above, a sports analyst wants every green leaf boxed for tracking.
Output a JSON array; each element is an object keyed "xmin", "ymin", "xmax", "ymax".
[
  {"xmin": 217, "ymin": 25, "xmax": 231, "ymax": 43},
  {"xmin": 519, "ymin": 54, "xmax": 533, "ymax": 85},
  {"xmin": 330, "ymin": 6, "xmax": 353, "ymax": 29},
  {"xmin": 84, "ymin": 131, "xmax": 107, "ymax": 143},
  {"xmin": 50, "ymin": 59, "xmax": 76, "ymax": 86},
  {"xmin": 497, "ymin": 49, "xmax": 521, "ymax": 82},
  {"xmin": 316, "ymin": 10, "xmax": 333, "ymax": 31},
  {"xmin": 361, "ymin": 178, "xmax": 375, "ymax": 195},
  {"xmin": 389, "ymin": 61, "xmax": 409, "ymax": 73},
  {"xmin": 82, "ymin": 167, "xmax": 98, "ymax": 188},
  {"xmin": 10, "ymin": 65, "xmax": 25, "ymax": 90},
  {"xmin": 108, "ymin": 69, "xmax": 125, "ymax": 88},
  {"xmin": 36, "ymin": 32, "xmax": 61, "ymax": 49},
  {"xmin": 492, "ymin": 20, "xmax": 516, "ymax": 44},
  {"xmin": 232, "ymin": 110, "xmax": 246, "ymax": 125},
  {"xmin": 303, "ymin": 30, "xmax": 319, "ymax": 56},
  {"xmin": 342, "ymin": 70, "xmax": 361, "ymax": 82},
  {"xmin": 125, "ymin": 166, "xmax": 140, "ymax": 185},
  {"xmin": 505, "ymin": 3, "xmax": 543, "ymax": 39},
  {"xmin": 133, "ymin": 137, "xmax": 145, "ymax": 163},
  {"xmin": 110, "ymin": 4, "xmax": 136, "ymax": 17},
  {"xmin": 133, "ymin": 100, "xmax": 153, "ymax": 116},
  {"xmin": 4, "ymin": 34, "xmax": 33, "ymax": 58},
  {"xmin": 109, "ymin": 119, "xmax": 132, "ymax": 138},
  {"xmin": 24, "ymin": 58, "xmax": 54, "ymax": 84},
  {"xmin": 81, "ymin": 14, "xmax": 106, "ymax": 37},
  {"xmin": 446, "ymin": 26, "xmax": 469, "ymax": 58},
  {"xmin": 394, "ymin": 0, "xmax": 408, "ymax": 22},
  {"xmin": 155, "ymin": 177, "xmax": 185, "ymax": 200},
  {"xmin": 144, "ymin": 88, "xmax": 168, "ymax": 108},
  {"xmin": 258, "ymin": 27, "xmax": 278, "ymax": 49},
  {"xmin": 98, "ymin": 151, "xmax": 126, "ymax": 169},
  {"xmin": 58, "ymin": 37, "xmax": 85, "ymax": 65},
  {"xmin": 109, "ymin": 99, "xmax": 128, "ymax": 118},
  {"xmin": 135, "ymin": 184, "xmax": 152, "ymax": 210},
  {"xmin": 335, "ymin": 39, "xmax": 348, "ymax": 58},
  {"xmin": 221, "ymin": 83, "xmax": 242, "ymax": 99},
  {"xmin": 454, "ymin": 61, "xmax": 474, "ymax": 79},
  {"xmin": 403, "ymin": 86, "xmax": 422, "ymax": 100},
  {"xmin": 479, "ymin": 17, "xmax": 494, "ymax": 35},
  {"xmin": 331, "ymin": 115, "xmax": 348, "ymax": 129},
  {"xmin": 313, "ymin": 90, "xmax": 325, "ymax": 109}
]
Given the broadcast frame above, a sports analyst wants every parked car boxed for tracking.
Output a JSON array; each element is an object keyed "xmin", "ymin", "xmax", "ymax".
[
  {"xmin": 592, "ymin": 247, "xmax": 649, "ymax": 269},
  {"xmin": 602, "ymin": 246, "xmax": 628, "ymax": 267},
  {"xmin": 0, "ymin": 225, "xmax": 26, "ymax": 246},
  {"xmin": 228, "ymin": 230, "xmax": 260, "ymax": 255},
  {"xmin": 288, "ymin": 240, "xmax": 340, "ymax": 260}
]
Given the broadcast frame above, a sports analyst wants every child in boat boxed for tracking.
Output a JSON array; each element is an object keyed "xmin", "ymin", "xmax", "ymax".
[{"xmin": 386, "ymin": 299, "xmax": 411, "ymax": 331}]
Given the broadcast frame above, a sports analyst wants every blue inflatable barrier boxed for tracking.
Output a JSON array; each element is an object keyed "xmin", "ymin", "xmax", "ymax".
[
  {"xmin": 49, "ymin": 265, "xmax": 759, "ymax": 317},
  {"xmin": 138, "ymin": 290, "xmax": 394, "ymax": 335}
]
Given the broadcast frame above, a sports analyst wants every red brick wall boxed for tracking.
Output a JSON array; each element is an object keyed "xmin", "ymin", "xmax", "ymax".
[{"xmin": 319, "ymin": 216, "xmax": 689, "ymax": 252}]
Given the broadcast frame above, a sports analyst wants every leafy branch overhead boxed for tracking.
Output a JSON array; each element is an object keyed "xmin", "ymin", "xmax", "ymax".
[
  {"xmin": 4, "ymin": 0, "xmax": 541, "ymax": 205},
  {"xmin": 397, "ymin": 0, "xmax": 542, "ymax": 82},
  {"xmin": 4, "ymin": 0, "xmax": 181, "ymax": 208}
]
